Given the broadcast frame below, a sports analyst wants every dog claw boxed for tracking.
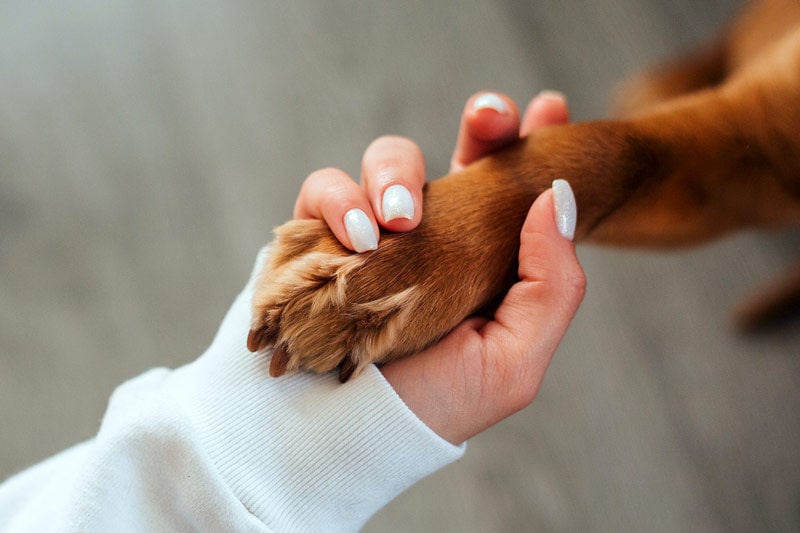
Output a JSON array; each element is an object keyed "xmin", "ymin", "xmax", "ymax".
[
  {"xmin": 248, "ymin": 319, "xmax": 278, "ymax": 353},
  {"xmin": 246, "ymin": 328, "xmax": 262, "ymax": 352},
  {"xmin": 338, "ymin": 354, "xmax": 358, "ymax": 383},
  {"xmin": 247, "ymin": 326, "xmax": 273, "ymax": 353},
  {"xmin": 269, "ymin": 343, "xmax": 290, "ymax": 377}
]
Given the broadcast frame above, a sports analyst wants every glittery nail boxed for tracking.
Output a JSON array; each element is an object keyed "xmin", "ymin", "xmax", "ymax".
[
  {"xmin": 382, "ymin": 184, "xmax": 414, "ymax": 222},
  {"xmin": 552, "ymin": 179, "xmax": 577, "ymax": 240},
  {"xmin": 344, "ymin": 208, "xmax": 378, "ymax": 252}
]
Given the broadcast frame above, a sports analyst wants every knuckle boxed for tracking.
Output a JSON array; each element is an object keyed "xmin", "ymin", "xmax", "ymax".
[
  {"xmin": 563, "ymin": 265, "xmax": 587, "ymax": 303},
  {"xmin": 367, "ymin": 135, "xmax": 423, "ymax": 164},
  {"xmin": 305, "ymin": 167, "xmax": 348, "ymax": 186},
  {"xmin": 299, "ymin": 168, "xmax": 365, "ymax": 219}
]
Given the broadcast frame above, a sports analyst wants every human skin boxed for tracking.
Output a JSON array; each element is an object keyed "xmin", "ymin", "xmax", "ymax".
[{"xmin": 292, "ymin": 91, "xmax": 585, "ymax": 444}]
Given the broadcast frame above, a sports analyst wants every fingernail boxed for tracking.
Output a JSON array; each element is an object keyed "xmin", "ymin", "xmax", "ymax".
[
  {"xmin": 382, "ymin": 184, "xmax": 414, "ymax": 222},
  {"xmin": 552, "ymin": 179, "xmax": 577, "ymax": 240},
  {"xmin": 537, "ymin": 90, "xmax": 567, "ymax": 104},
  {"xmin": 344, "ymin": 208, "xmax": 378, "ymax": 252},
  {"xmin": 473, "ymin": 92, "xmax": 508, "ymax": 114}
]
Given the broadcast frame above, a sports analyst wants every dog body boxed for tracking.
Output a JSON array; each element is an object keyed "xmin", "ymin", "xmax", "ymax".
[{"xmin": 249, "ymin": 0, "xmax": 800, "ymax": 381}]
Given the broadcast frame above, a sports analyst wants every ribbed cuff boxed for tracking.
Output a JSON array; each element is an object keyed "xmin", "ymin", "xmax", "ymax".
[{"xmin": 163, "ymin": 250, "xmax": 464, "ymax": 531}]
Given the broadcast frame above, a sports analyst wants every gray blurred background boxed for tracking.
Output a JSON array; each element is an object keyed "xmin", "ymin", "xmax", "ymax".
[{"xmin": 2, "ymin": 1, "xmax": 799, "ymax": 531}]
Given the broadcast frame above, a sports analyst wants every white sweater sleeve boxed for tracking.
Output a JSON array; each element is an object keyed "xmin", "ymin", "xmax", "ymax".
[{"xmin": 0, "ymin": 249, "xmax": 465, "ymax": 532}]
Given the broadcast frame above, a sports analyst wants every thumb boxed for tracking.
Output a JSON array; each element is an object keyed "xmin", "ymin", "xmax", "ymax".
[
  {"xmin": 485, "ymin": 180, "xmax": 585, "ymax": 376},
  {"xmin": 380, "ymin": 181, "xmax": 585, "ymax": 444}
]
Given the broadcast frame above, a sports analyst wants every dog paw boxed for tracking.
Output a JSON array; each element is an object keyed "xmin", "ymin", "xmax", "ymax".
[
  {"xmin": 248, "ymin": 218, "xmax": 448, "ymax": 382},
  {"xmin": 246, "ymin": 156, "xmax": 549, "ymax": 382}
]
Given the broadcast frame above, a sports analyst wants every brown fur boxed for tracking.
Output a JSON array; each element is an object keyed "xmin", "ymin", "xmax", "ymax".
[{"xmin": 249, "ymin": 0, "xmax": 800, "ymax": 381}]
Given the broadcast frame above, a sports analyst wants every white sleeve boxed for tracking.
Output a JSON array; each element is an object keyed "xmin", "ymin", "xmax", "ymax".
[{"xmin": 0, "ymin": 249, "xmax": 465, "ymax": 532}]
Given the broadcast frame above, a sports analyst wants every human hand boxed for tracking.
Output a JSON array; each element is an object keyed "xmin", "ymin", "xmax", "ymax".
[
  {"xmin": 294, "ymin": 90, "xmax": 583, "ymax": 444},
  {"xmin": 293, "ymin": 90, "xmax": 570, "ymax": 249}
]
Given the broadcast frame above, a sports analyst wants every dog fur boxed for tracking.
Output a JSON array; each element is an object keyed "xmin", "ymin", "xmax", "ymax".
[{"xmin": 248, "ymin": 0, "xmax": 800, "ymax": 381}]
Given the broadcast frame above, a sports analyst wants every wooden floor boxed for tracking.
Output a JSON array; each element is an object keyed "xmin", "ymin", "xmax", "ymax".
[{"xmin": 2, "ymin": 1, "xmax": 799, "ymax": 531}]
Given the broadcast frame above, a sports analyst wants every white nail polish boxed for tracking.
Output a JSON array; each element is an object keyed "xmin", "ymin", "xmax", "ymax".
[
  {"xmin": 552, "ymin": 179, "xmax": 577, "ymax": 240},
  {"xmin": 537, "ymin": 90, "xmax": 567, "ymax": 104},
  {"xmin": 344, "ymin": 208, "xmax": 378, "ymax": 252},
  {"xmin": 382, "ymin": 184, "xmax": 414, "ymax": 222},
  {"xmin": 473, "ymin": 92, "xmax": 508, "ymax": 114}
]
